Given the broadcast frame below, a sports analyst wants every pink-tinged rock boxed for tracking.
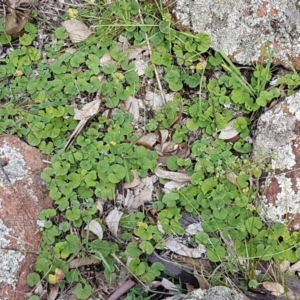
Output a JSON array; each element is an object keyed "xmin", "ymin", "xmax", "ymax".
[
  {"xmin": 173, "ymin": 0, "xmax": 300, "ymax": 70},
  {"xmin": 253, "ymin": 91, "xmax": 300, "ymax": 230},
  {"xmin": 0, "ymin": 135, "xmax": 52, "ymax": 300}
]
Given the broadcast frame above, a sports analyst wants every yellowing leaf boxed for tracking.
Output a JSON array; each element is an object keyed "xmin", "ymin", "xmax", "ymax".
[
  {"xmin": 68, "ymin": 8, "xmax": 78, "ymax": 20},
  {"xmin": 60, "ymin": 251, "xmax": 70, "ymax": 259},
  {"xmin": 137, "ymin": 222, "xmax": 148, "ymax": 229},
  {"xmin": 15, "ymin": 70, "xmax": 23, "ymax": 76},
  {"xmin": 48, "ymin": 268, "xmax": 65, "ymax": 284}
]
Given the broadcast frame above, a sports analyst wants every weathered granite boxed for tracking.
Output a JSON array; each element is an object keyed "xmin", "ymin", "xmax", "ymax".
[
  {"xmin": 165, "ymin": 286, "xmax": 247, "ymax": 300},
  {"xmin": 0, "ymin": 135, "xmax": 52, "ymax": 300},
  {"xmin": 253, "ymin": 91, "xmax": 300, "ymax": 230},
  {"xmin": 173, "ymin": 0, "xmax": 300, "ymax": 70}
]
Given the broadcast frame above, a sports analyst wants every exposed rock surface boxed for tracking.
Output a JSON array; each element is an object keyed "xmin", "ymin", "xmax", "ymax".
[
  {"xmin": 173, "ymin": 0, "xmax": 300, "ymax": 70},
  {"xmin": 253, "ymin": 91, "xmax": 300, "ymax": 230},
  {"xmin": 165, "ymin": 286, "xmax": 247, "ymax": 300},
  {"xmin": 0, "ymin": 135, "xmax": 52, "ymax": 300}
]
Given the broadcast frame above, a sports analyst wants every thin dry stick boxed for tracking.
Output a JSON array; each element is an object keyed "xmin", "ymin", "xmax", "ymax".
[
  {"xmin": 135, "ymin": 0, "xmax": 166, "ymax": 105},
  {"xmin": 107, "ymin": 279, "xmax": 136, "ymax": 300}
]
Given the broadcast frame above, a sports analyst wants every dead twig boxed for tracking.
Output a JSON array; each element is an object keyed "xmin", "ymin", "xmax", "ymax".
[{"xmin": 135, "ymin": 0, "xmax": 166, "ymax": 105}]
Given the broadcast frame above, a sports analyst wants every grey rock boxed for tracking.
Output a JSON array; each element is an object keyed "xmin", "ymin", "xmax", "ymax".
[
  {"xmin": 165, "ymin": 286, "xmax": 247, "ymax": 300},
  {"xmin": 0, "ymin": 135, "xmax": 53, "ymax": 300},
  {"xmin": 252, "ymin": 91, "xmax": 300, "ymax": 230},
  {"xmin": 173, "ymin": 0, "xmax": 300, "ymax": 69}
]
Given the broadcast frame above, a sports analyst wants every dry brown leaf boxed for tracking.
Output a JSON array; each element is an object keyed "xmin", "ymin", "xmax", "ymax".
[
  {"xmin": 122, "ymin": 189, "xmax": 133, "ymax": 207},
  {"xmin": 155, "ymin": 166, "xmax": 190, "ymax": 183},
  {"xmin": 62, "ymin": 20, "xmax": 93, "ymax": 43},
  {"xmin": 165, "ymin": 237, "xmax": 206, "ymax": 258},
  {"xmin": 139, "ymin": 133, "xmax": 158, "ymax": 147},
  {"xmin": 64, "ymin": 96, "xmax": 101, "ymax": 150},
  {"xmin": 132, "ymin": 59, "xmax": 148, "ymax": 76},
  {"xmin": 81, "ymin": 219, "xmax": 103, "ymax": 240},
  {"xmin": 118, "ymin": 35, "xmax": 130, "ymax": 50},
  {"xmin": 100, "ymin": 52, "xmax": 114, "ymax": 66},
  {"xmin": 161, "ymin": 141, "xmax": 178, "ymax": 154},
  {"xmin": 96, "ymin": 199, "xmax": 104, "ymax": 216},
  {"xmin": 124, "ymin": 96, "xmax": 141, "ymax": 121},
  {"xmin": 48, "ymin": 284, "xmax": 59, "ymax": 300},
  {"xmin": 145, "ymin": 91, "xmax": 164, "ymax": 108},
  {"xmin": 126, "ymin": 176, "xmax": 156, "ymax": 209},
  {"xmin": 64, "ymin": 118, "xmax": 88, "ymax": 151},
  {"xmin": 176, "ymin": 142, "xmax": 190, "ymax": 158},
  {"xmin": 163, "ymin": 180, "xmax": 188, "ymax": 194},
  {"xmin": 145, "ymin": 91, "xmax": 175, "ymax": 108},
  {"xmin": 105, "ymin": 208, "xmax": 123, "ymax": 237},
  {"xmin": 119, "ymin": 44, "xmax": 149, "ymax": 76},
  {"xmin": 150, "ymin": 278, "xmax": 178, "ymax": 291},
  {"xmin": 130, "ymin": 190, "xmax": 152, "ymax": 209},
  {"xmin": 127, "ymin": 45, "xmax": 148, "ymax": 60},
  {"xmin": 289, "ymin": 260, "xmax": 300, "ymax": 272},
  {"xmin": 279, "ymin": 259, "xmax": 290, "ymax": 272},
  {"xmin": 31, "ymin": 283, "xmax": 47, "ymax": 300},
  {"xmin": 32, "ymin": 283, "xmax": 44, "ymax": 295},
  {"xmin": 69, "ymin": 256, "xmax": 101, "ymax": 269},
  {"xmin": 262, "ymin": 281, "xmax": 285, "ymax": 296},
  {"xmin": 5, "ymin": 13, "xmax": 28, "ymax": 37},
  {"xmin": 185, "ymin": 223, "xmax": 203, "ymax": 235},
  {"xmin": 159, "ymin": 129, "xmax": 170, "ymax": 145},
  {"xmin": 157, "ymin": 155, "xmax": 169, "ymax": 166},
  {"xmin": 74, "ymin": 99, "xmax": 101, "ymax": 120},
  {"xmin": 226, "ymin": 171, "xmax": 238, "ymax": 186},
  {"xmin": 218, "ymin": 119, "xmax": 240, "ymax": 142},
  {"xmin": 124, "ymin": 170, "xmax": 141, "ymax": 189}
]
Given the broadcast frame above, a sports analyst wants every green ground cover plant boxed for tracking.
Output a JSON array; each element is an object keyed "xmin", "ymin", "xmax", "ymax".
[{"xmin": 2, "ymin": 0, "xmax": 300, "ymax": 299}]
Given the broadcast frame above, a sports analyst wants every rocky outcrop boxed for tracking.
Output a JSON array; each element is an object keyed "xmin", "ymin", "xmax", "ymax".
[
  {"xmin": 0, "ymin": 135, "xmax": 52, "ymax": 300},
  {"xmin": 253, "ymin": 91, "xmax": 300, "ymax": 230},
  {"xmin": 165, "ymin": 286, "xmax": 247, "ymax": 300},
  {"xmin": 173, "ymin": 0, "xmax": 300, "ymax": 70}
]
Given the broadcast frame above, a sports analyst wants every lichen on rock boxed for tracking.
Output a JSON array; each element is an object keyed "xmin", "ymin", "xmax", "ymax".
[
  {"xmin": 173, "ymin": 0, "xmax": 300, "ymax": 69},
  {"xmin": 253, "ymin": 91, "xmax": 300, "ymax": 230}
]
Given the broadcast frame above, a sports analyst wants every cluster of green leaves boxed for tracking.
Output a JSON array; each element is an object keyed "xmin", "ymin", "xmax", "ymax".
[
  {"xmin": 153, "ymin": 137, "xmax": 300, "ymax": 284},
  {"xmin": 29, "ymin": 112, "xmax": 160, "ymax": 289},
  {"xmin": 41, "ymin": 111, "xmax": 157, "ymax": 201},
  {"xmin": 3, "ymin": 0, "xmax": 300, "ymax": 298},
  {"xmin": 277, "ymin": 72, "xmax": 300, "ymax": 95},
  {"xmin": 127, "ymin": 231, "xmax": 164, "ymax": 282},
  {"xmin": 145, "ymin": 23, "xmax": 210, "ymax": 92},
  {"xmin": 0, "ymin": 103, "xmax": 77, "ymax": 153},
  {"xmin": 210, "ymin": 52, "xmax": 281, "ymax": 112},
  {"xmin": 26, "ymin": 208, "xmax": 117, "ymax": 299}
]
